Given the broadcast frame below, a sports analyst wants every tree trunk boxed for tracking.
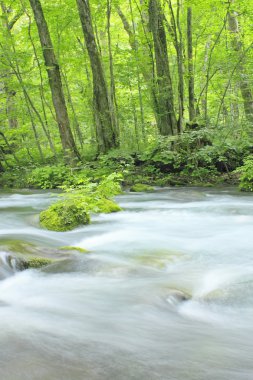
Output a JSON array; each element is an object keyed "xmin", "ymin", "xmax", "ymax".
[
  {"xmin": 76, "ymin": 0, "xmax": 118, "ymax": 153},
  {"xmin": 168, "ymin": 0, "xmax": 184, "ymax": 133},
  {"xmin": 0, "ymin": 2, "xmax": 20, "ymax": 130},
  {"xmin": 0, "ymin": 160, "xmax": 4, "ymax": 173},
  {"xmin": 29, "ymin": 0, "xmax": 80, "ymax": 162},
  {"xmin": 187, "ymin": 7, "xmax": 195, "ymax": 122},
  {"xmin": 227, "ymin": 2, "xmax": 253, "ymax": 124},
  {"xmin": 148, "ymin": 0, "xmax": 177, "ymax": 136}
]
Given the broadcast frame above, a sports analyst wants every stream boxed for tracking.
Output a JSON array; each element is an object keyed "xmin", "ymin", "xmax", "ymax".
[{"xmin": 0, "ymin": 187, "xmax": 253, "ymax": 380}]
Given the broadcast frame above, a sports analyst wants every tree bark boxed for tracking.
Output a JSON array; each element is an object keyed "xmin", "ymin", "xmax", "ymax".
[
  {"xmin": 227, "ymin": 4, "xmax": 253, "ymax": 124},
  {"xmin": 0, "ymin": 2, "xmax": 20, "ymax": 130},
  {"xmin": 76, "ymin": 0, "xmax": 118, "ymax": 153},
  {"xmin": 167, "ymin": 0, "xmax": 184, "ymax": 133},
  {"xmin": 187, "ymin": 7, "xmax": 195, "ymax": 122},
  {"xmin": 29, "ymin": 0, "xmax": 80, "ymax": 162},
  {"xmin": 106, "ymin": 0, "xmax": 120, "ymax": 141},
  {"xmin": 148, "ymin": 0, "xmax": 177, "ymax": 136}
]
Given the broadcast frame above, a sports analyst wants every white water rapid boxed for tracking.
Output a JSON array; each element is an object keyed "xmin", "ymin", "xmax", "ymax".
[{"xmin": 0, "ymin": 188, "xmax": 252, "ymax": 379}]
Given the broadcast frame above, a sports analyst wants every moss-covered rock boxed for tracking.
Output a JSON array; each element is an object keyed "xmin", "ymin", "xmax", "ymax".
[
  {"xmin": 0, "ymin": 239, "xmax": 90, "ymax": 271},
  {"xmin": 94, "ymin": 198, "xmax": 122, "ymax": 213},
  {"xmin": 0, "ymin": 239, "xmax": 36, "ymax": 254},
  {"xmin": 130, "ymin": 183, "xmax": 154, "ymax": 192},
  {"xmin": 23, "ymin": 257, "xmax": 54, "ymax": 269},
  {"xmin": 40, "ymin": 200, "xmax": 90, "ymax": 232}
]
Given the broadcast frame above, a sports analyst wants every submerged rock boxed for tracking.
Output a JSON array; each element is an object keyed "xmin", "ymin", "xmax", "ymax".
[
  {"xmin": 135, "ymin": 249, "xmax": 185, "ymax": 269},
  {"xmin": 166, "ymin": 289, "xmax": 191, "ymax": 305},
  {"xmin": 0, "ymin": 239, "xmax": 35, "ymax": 255},
  {"xmin": 130, "ymin": 183, "xmax": 154, "ymax": 192},
  {"xmin": 0, "ymin": 239, "xmax": 89, "ymax": 271}
]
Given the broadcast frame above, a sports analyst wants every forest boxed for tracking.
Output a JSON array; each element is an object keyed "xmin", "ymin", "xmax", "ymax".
[
  {"xmin": 0, "ymin": 0, "xmax": 253, "ymax": 193},
  {"xmin": 1, "ymin": 1, "xmax": 253, "ymax": 379}
]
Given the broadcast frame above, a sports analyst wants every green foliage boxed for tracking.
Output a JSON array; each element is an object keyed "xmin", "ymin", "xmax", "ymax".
[
  {"xmin": 92, "ymin": 198, "xmax": 122, "ymax": 213},
  {"xmin": 97, "ymin": 150, "xmax": 135, "ymax": 174},
  {"xmin": 95, "ymin": 173, "xmax": 123, "ymax": 198},
  {"xmin": 40, "ymin": 173, "xmax": 123, "ymax": 231},
  {"xmin": 28, "ymin": 165, "xmax": 72, "ymax": 189},
  {"xmin": 137, "ymin": 133, "xmax": 247, "ymax": 184},
  {"xmin": 236, "ymin": 156, "xmax": 253, "ymax": 192},
  {"xmin": 0, "ymin": 169, "xmax": 28, "ymax": 188}
]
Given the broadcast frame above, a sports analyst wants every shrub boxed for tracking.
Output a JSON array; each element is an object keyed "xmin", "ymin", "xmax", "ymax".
[
  {"xmin": 28, "ymin": 165, "xmax": 72, "ymax": 189},
  {"xmin": 236, "ymin": 156, "xmax": 253, "ymax": 191}
]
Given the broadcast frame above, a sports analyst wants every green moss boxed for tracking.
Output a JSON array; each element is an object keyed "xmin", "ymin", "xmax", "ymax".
[
  {"xmin": 130, "ymin": 183, "xmax": 154, "ymax": 192},
  {"xmin": 40, "ymin": 200, "xmax": 90, "ymax": 231},
  {"xmin": 60, "ymin": 246, "xmax": 89, "ymax": 253},
  {"xmin": 25, "ymin": 257, "xmax": 54, "ymax": 269},
  {"xmin": 94, "ymin": 198, "xmax": 122, "ymax": 213},
  {"xmin": 0, "ymin": 239, "xmax": 36, "ymax": 254}
]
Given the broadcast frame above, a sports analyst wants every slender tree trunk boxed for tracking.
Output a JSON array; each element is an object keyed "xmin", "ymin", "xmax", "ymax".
[
  {"xmin": 25, "ymin": 7, "xmax": 56, "ymax": 155},
  {"xmin": 62, "ymin": 70, "xmax": 84, "ymax": 148},
  {"xmin": 0, "ymin": 132, "xmax": 20, "ymax": 165},
  {"xmin": 29, "ymin": 0, "xmax": 80, "ymax": 161},
  {"xmin": 129, "ymin": 75, "xmax": 140, "ymax": 151},
  {"xmin": 76, "ymin": 0, "xmax": 118, "ymax": 153},
  {"xmin": 168, "ymin": 0, "xmax": 184, "ymax": 133},
  {"xmin": 148, "ymin": 0, "xmax": 177, "ymax": 136},
  {"xmin": 129, "ymin": 0, "xmax": 146, "ymax": 142},
  {"xmin": 187, "ymin": 7, "xmax": 195, "ymax": 122},
  {"xmin": 0, "ymin": 2, "xmax": 20, "ymax": 130},
  {"xmin": 106, "ymin": 0, "xmax": 120, "ymax": 141},
  {"xmin": 117, "ymin": 4, "xmax": 160, "ymax": 131},
  {"xmin": 227, "ymin": 2, "xmax": 253, "ymax": 124}
]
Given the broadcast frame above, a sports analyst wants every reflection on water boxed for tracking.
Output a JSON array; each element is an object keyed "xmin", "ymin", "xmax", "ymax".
[{"xmin": 0, "ymin": 187, "xmax": 253, "ymax": 379}]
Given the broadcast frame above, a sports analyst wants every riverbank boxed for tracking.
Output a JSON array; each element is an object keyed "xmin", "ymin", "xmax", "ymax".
[{"xmin": 0, "ymin": 158, "xmax": 241, "ymax": 191}]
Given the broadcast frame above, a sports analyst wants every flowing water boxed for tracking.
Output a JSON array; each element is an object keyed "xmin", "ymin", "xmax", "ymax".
[{"xmin": 0, "ymin": 187, "xmax": 253, "ymax": 380}]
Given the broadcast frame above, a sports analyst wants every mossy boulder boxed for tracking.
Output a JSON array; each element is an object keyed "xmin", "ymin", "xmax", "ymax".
[
  {"xmin": 40, "ymin": 200, "xmax": 90, "ymax": 232},
  {"xmin": 22, "ymin": 257, "xmax": 54, "ymax": 269},
  {"xmin": 130, "ymin": 183, "xmax": 154, "ymax": 192},
  {"xmin": 94, "ymin": 198, "xmax": 122, "ymax": 213}
]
